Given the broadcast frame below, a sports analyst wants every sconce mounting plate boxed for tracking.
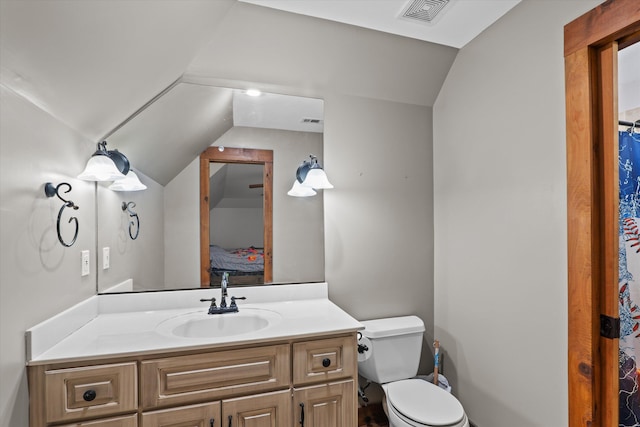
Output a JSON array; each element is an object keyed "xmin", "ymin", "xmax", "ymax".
[{"xmin": 108, "ymin": 150, "xmax": 130, "ymax": 176}]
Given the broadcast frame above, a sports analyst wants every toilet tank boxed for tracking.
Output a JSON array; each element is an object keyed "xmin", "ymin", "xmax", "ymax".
[{"xmin": 358, "ymin": 316, "xmax": 425, "ymax": 384}]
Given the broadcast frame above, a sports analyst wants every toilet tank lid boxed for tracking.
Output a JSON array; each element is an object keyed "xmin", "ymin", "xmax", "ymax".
[{"xmin": 360, "ymin": 316, "xmax": 425, "ymax": 338}]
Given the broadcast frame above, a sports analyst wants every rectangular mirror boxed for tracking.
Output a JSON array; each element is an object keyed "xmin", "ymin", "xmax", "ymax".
[{"xmin": 97, "ymin": 82, "xmax": 325, "ymax": 293}]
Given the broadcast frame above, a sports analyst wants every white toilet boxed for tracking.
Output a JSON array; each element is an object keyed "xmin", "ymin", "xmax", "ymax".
[{"xmin": 358, "ymin": 316, "xmax": 469, "ymax": 427}]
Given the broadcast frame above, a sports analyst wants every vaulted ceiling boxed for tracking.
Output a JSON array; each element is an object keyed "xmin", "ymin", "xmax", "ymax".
[{"xmin": 0, "ymin": 0, "xmax": 519, "ymax": 185}]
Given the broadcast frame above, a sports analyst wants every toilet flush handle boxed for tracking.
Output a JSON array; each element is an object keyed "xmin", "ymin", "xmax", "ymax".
[{"xmin": 357, "ymin": 332, "xmax": 369, "ymax": 354}]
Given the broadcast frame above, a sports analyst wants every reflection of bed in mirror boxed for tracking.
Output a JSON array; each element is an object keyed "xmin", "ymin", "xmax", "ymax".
[{"xmin": 209, "ymin": 245, "xmax": 264, "ymax": 285}]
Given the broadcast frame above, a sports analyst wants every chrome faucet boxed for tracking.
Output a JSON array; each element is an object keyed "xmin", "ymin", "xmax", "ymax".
[
  {"xmin": 200, "ymin": 272, "xmax": 246, "ymax": 314},
  {"xmin": 220, "ymin": 272, "xmax": 229, "ymax": 308}
]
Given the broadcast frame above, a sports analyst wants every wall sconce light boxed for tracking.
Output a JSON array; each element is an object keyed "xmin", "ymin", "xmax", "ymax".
[
  {"xmin": 108, "ymin": 170, "xmax": 147, "ymax": 191},
  {"xmin": 78, "ymin": 141, "xmax": 147, "ymax": 191},
  {"xmin": 287, "ymin": 154, "xmax": 333, "ymax": 197},
  {"xmin": 44, "ymin": 182, "xmax": 79, "ymax": 247},
  {"xmin": 122, "ymin": 201, "xmax": 140, "ymax": 240},
  {"xmin": 77, "ymin": 141, "xmax": 129, "ymax": 181},
  {"xmin": 287, "ymin": 180, "xmax": 317, "ymax": 197}
]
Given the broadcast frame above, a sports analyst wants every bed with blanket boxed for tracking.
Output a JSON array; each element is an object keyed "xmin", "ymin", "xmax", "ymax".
[{"xmin": 209, "ymin": 245, "xmax": 264, "ymax": 285}]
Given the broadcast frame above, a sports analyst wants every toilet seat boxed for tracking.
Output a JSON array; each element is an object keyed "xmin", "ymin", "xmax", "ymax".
[{"xmin": 383, "ymin": 379, "xmax": 466, "ymax": 427}]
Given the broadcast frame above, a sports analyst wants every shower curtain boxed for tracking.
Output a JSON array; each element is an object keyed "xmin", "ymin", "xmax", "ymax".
[{"xmin": 619, "ymin": 129, "xmax": 640, "ymax": 425}]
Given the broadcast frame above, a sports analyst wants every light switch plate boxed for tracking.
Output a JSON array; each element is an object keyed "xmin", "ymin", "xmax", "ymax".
[
  {"xmin": 81, "ymin": 250, "xmax": 90, "ymax": 276},
  {"xmin": 103, "ymin": 247, "xmax": 110, "ymax": 270}
]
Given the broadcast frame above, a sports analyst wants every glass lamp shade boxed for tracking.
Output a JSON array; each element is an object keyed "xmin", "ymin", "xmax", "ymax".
[
  {"xmin": 301, "ymin": 168, "xmax": 334, "ymax": 189},
  {"xmin": 287, "ymin": 179, "xmax": 317, "ymax": 197},
  {"xmin": 108, "ymin": 170, "xmax": 147, "ymax": 191},
  {"xmin": 77, "ymin": 155, "xmax": 126, "ymax": 181}
]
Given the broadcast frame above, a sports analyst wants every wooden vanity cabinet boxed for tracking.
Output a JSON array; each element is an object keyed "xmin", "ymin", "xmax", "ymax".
[{"xmin": 28, "ymin": 333, "xmax": 357, "ymax": 427}]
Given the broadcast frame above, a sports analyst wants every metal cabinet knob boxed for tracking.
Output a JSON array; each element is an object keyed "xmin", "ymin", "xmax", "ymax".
[{"xmin": 82, "ymin": 389, "xmax": 97, "ymax": 402}]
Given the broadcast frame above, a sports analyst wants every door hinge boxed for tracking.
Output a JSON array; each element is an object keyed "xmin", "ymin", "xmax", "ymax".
[{"xmin": 600, "ymin": 314, "xmax": 620, "ymax": 339}]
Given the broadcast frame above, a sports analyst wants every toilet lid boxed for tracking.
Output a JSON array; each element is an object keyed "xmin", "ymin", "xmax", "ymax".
[{"xmin": 385, "ymin": 379, "xmax": 465, "ymax": 426}]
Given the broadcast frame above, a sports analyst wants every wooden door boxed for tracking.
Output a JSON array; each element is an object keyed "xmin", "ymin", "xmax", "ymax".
[
  {"xmin": 565, "ymin": 1, "xmax": 640, "ymax": 426},
  {"xmin": 293, "ymin": 380, "xmax": 355, "ymax": 427},
  {"xmin": 222, "ymin": 389, "xmax": 291, "ymax": 427}
]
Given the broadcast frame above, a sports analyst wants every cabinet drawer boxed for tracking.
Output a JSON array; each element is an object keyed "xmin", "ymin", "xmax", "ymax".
[
  {"xmin": 141, "ymin": 344, "xmax": 290, "ymax": 409},
  {"xmin": 44, "ymin": 362, "xmax": 137, "ymax": 423},
  {"xmin": 58, "ymin": 414, "xmax": 138, "ymax": 427},
  {"xmin": 292, "ymin": 336, "xmax": 356, "ymax": 386}
]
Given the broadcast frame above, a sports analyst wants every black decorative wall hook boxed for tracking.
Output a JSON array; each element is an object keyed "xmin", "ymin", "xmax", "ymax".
[
  {"xmin": 44, "ymin": 182, "xmax": 79, "ymax": 247},
  {"xmin": 122, "ymin": 201, "xmax": 140, "ymax": 240}
]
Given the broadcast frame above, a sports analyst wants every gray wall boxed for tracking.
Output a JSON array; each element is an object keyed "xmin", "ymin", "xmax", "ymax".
[
  {"xmin": 0, "ymin": 86, "xmax": 98, "ymax": 427},
  {"xmin": 164, "ymin": 157, "xmax": 200, "ymax": 289},
  {"xmin": 433, "ymin": 1, "xmax": 601, "ymax": 426},
  {"xmin": 97, "ymin": 171, "xmax": 165, "ymax": 292},
  {"xmin": 324, "ymin": 94, "xmax": 435, "ymax": 379},
  {"xmin": 211, "ymin": 208, "xmax": 263, "ymax": 248}
]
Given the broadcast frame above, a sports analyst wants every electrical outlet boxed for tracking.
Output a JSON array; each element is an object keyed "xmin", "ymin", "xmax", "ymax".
[
  {"xmin": 103, "ymin": 247, "xmax": 110, "ymax": 270},
  {"xmin": 81, "ymin": 250, "xmax": 90, "ymax": 276}
]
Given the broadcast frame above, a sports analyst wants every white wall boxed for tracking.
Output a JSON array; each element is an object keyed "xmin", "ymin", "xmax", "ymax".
[{"xmin": 432, "ymin": 1, "xmax": 601, "ymax": 426}]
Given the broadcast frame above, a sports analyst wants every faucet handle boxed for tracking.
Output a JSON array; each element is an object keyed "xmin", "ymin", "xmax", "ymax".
[
  {"xmin": 201, "ymin": 297, "xmax": 219, "ymax": 314},
  {"xmin": 230, "ymin": 296, "xmax": 246, "ymax": 308},
  {"xmin": 200, "ymin": 297, "xmax": 217, "ymax": 307}
]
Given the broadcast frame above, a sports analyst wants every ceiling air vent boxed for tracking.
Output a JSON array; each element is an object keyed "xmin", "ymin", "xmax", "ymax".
[{"xmin": 400, "ymin": 0, "xmax": 450, "ymax": 23}]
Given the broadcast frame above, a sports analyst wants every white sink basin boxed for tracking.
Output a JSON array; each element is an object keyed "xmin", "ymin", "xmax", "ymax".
[{"xmin": 156, "ymin": 308, "xmax": 281, "ymax": 338}]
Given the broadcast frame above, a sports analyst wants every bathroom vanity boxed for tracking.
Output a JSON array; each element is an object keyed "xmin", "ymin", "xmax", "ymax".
[{"xmin": 25, "ymin": 283, "xmax": 362, "ymax": 427}]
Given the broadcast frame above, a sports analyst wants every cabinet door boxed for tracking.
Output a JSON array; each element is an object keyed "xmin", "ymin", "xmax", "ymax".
[
  {"xmin": 58, "ymin": 414, "xmax": 137, "ymax": 427},
  {"xmin": 222, "ymin": 389, "xmax": 291, "ymax": 427},
  {"xmin": 140, "ymin": 401, "xmax": 220, "ymax": 427},
  {"xmin": 293, "ymin": 380, "xmax": 355, "ymax": 427}
]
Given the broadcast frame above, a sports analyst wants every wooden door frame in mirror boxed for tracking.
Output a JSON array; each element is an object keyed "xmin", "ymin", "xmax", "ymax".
[
  {"xmin": 565, "ymin": 1, "xmax": 640, "ymax": 426},
  {"xmin": 199, "ymin": 147, "xmax": 273, "ymax": 287}
]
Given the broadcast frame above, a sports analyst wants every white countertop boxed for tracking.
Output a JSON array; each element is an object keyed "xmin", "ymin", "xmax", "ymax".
[{"xmin": 26, "ymin": 283, "xmax": 363, "ymax": 365}]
